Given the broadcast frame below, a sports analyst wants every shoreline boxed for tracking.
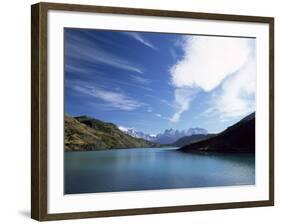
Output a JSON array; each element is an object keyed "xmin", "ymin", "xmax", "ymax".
[{"xmin": 64, "ymin": 146, "xmax": 179, "ymax": 153}]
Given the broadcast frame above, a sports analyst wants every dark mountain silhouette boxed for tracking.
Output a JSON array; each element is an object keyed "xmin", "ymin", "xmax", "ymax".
[
  {"xmin": 173, "ymin": 134, "xmax": 216, "ymax": 147},
  {"xmin": 179, "ymin": 112, "xmax": 255, "ymax": 153}
]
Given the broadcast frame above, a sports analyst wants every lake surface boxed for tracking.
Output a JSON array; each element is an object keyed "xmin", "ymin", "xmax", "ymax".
[{"xmin": 64, "ymin": 147, "xmax": 255, "ymax": 194}]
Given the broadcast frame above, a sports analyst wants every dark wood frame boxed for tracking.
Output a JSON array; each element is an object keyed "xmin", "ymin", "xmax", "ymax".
[{"xmin": 31, "ymin": 2, "xmax": 274, "ymax": 221}]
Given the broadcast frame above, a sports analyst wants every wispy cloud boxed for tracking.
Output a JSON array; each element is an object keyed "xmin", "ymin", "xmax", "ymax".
[
  {"xmin": 66, "ymin": 65, "xmax": 152, "ymax": 92},
  {"xmin": 144, "ymin": 95, "xmax": 177, "ymax": 110},
  {"xmin": 147, "ymin": 107, "xmax": 153, "ymax": 113},
  {"xmin": 70, "ymin": 81, "xmax": 144, "ymax": 111},
  {"xmin": 65, "ymin": 63, "xmax": 103, "ymax": 76},
  {"xmin": 169, "ymin": 35, "xmax": 256, "ymax": 122},
  {"xmin": 154, "ymin": 113, "xmax": 170, "ymax": 121},
  {"xmin": 160, "ymin": 99, "xmax": 176, "ymax": 109},
  {"xmin": 155, "ymin": 113, "xmax": 162, "ymax": 118},
  {"xmin": 125, "ymin": 32, "xmax": 157, "ymax": 50},
  {"xmin": 65, "ymin": 30, "xmax": 143, "ymax": 74},
  {"xmin": 130, "ymin": 75, "xmax": 151, "ymax": 84},
  {"xmin": 79, "ymin": 29, "xmax": 126, "ymax": 49},
  {"xmin": 169, "ymin": 88, "xmax": 197, "ymax": 123}
]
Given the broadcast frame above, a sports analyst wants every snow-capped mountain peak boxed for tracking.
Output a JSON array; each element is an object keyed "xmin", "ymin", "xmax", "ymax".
[
  {"xmin": 118, "ymin": 126, "xmax": 156, "ymax": 141},
  {"xmin": 118, "ymin": 126, "xmax": 208, "ymax": 144}
]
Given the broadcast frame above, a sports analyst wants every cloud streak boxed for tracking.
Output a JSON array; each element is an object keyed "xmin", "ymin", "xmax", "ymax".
[
  {"xmin": 125, "ymin": 32, "xmax": 157, "ymax": 50},
  {"xmin": 130, "ymin": 75, "xmax": 151, "ymax": 84},
  {"xmin": 70, "ymin": 81, "xmax": 144, "ymax": 111},
  {"xmin": 65, "ymin": 30, "xmax": 143, "ymax": 74}
]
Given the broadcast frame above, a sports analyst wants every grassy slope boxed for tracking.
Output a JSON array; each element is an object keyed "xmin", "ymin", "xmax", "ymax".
[{"xmin": 65, "ymin": 115, "xmax": 158, "ymax": 151}]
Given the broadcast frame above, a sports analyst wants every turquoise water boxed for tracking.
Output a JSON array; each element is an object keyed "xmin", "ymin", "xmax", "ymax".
[{"xmin": 64, "ymin": 147, "xmax": 255, "ymax": 194}]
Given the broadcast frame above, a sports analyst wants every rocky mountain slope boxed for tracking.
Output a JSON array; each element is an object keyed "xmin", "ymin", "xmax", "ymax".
[{"xmin": 65, "ymin": 115, "xmax": 158, "ymax": 151}]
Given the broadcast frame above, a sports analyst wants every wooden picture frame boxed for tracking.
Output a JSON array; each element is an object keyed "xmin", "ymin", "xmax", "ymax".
[{"xmin": 31, "ymin": 2, "xmax": 274, "ymax": 221}]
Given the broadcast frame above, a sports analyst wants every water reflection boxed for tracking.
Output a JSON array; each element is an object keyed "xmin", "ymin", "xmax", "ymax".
[{"xmin": 64, "ymin": 147, "xmax": 255, "ymax": 194}]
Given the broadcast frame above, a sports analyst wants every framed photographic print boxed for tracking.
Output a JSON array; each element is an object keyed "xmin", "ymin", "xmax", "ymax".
[{"xmin": 31, "ymin": 2, "xmax": 274, "ymax": 221}]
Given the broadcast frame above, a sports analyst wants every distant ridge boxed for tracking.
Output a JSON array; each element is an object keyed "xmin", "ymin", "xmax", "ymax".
[
  {"xmin": 173, "ymin": 134, "xmax": 216, "ymax": 147},
  {"xmin": 119, "ymin": 127, "xmax": 208, "ymax": 145}
]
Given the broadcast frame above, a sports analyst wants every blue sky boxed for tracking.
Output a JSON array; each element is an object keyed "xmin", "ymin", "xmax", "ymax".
[{"xmin": 64, "ymin": 28, "xmax": 256, "ymax": 134}]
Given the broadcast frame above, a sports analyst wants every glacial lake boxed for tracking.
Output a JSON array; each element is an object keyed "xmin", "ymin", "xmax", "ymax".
[{"xmin": 64, "ymin": 147, "xmax": 255, "ymax": 194}]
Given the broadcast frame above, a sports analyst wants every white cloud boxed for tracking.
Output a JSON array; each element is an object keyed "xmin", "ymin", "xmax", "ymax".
[
  {"xmin": 170, "ymin": 36, "xmax": 252, "ymax": 91},
  {"xmin": 73, "ymin": 83, "xmax": 144, "ymax": 111},
  {"xmin": 169, "ymin": 88, "xmax": 197, "ymax": 123},
  {"xmin": 125, "ymin": 32, "xmax": 156, "ymax": 50},
  {"xmin": 169, "ymin": 35, "xmax": 256, "ymax": 121},
  {"xmin": 213, "ymin": 56, "xmax": 256, "ymax": 118}
]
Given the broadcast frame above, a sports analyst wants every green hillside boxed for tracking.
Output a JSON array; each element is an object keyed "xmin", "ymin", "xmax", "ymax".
[{"xmin": 65, "ymin": 115, "xmax": 158, "ymax": 151}]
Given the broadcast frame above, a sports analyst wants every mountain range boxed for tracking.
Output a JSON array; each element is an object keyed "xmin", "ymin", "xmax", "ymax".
[
  {"xmin": 118, "ymin": 127, "xmax": 208, "ymax": 144},
  {"xmin": 179, "ymin": 112, "xmax": 255, "ymax": 153},
  {"xmin": 65, "ymin": 112, "xmax": 255, "ymax": 153}
]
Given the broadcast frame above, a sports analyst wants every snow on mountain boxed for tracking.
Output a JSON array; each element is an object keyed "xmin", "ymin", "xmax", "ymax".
[
  {"xmin": 154, "ymin": 128, "xmax": 208, "ymax": 144},
  {"xmin": 118, "ymin": 126, "xmax": 208, "ymax": 144},
  {"xmin": 118, "ymin": 126, "xmax": 156, "ymax": 141}
]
